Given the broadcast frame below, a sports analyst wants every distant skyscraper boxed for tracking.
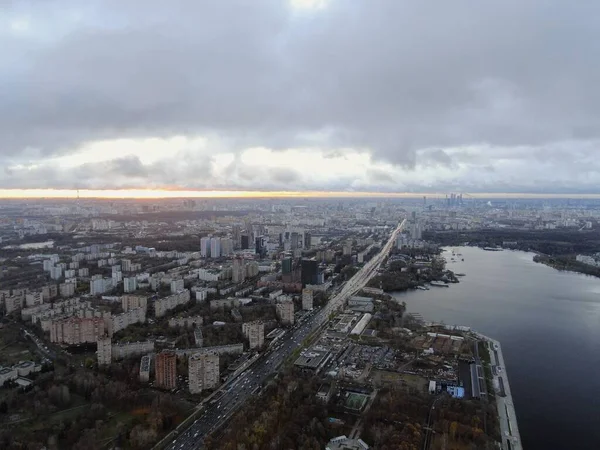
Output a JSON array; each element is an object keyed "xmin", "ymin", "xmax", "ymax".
[
  {"xmin": 232, "ymin": 256, "xmax": 246, "ymax": 283},
  {"xmin": 301, "ymin": 258, "xmax": 318, "ymax": 287},
  {"xmin": 255, "ymin": 236, "xmax": 266, "ymax": 257},
  {"xmin": 290, "ymin": 232, "xmax": 299, "ymax": 250},
  {"xmin": 304, "ymin": 232, "xmax": 312, "ymax": 249},
  {"xmin": 210, "ymin": 237, "xmax": 221, "ymax": 258},
  {"xmin": 155, "ymin": 350, "xmax": 177, "ymax": 390},
  {"xmin": 232, "ymin": 225, "xmax": 241, "ymax": 249},
  {"xmin": 200, "ymin": 237, "xmax": 211, "ymax": 258},
  {"xmin": 281, "ymin": 257, "xmax": 293, "ymax": 275},
  {"xmin": 241, "ymin": 234, "xmax": 250, "ymax": 250}
]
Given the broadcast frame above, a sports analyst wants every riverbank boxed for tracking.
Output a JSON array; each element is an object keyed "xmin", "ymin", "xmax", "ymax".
[
  {"xmin": 533, "ymin": 253, "xmax": 600, "ymax": 279},
  {"xmin": 476, "ymin": 332, "xmax": 522, "ymax": 450}
]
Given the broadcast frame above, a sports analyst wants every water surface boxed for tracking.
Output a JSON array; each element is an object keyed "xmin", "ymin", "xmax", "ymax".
[{"xmin": 393, "ymin": 246, "xmax": 600, "ymax": 450}]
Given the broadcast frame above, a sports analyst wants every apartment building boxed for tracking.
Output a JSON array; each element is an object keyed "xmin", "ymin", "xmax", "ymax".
[
  {"xmin": 50, "ymin": 316, "xmax": 108, "ymax": 344},
  {"xmin": 302, "ymin": 288, "xmax": 314, "ymax": 311},
  {"xmin": 188, "ymin": 352, "xmax": 219, "ymax": 394},
  {"xmin": 97, "ymin": 336, "xmax": 112, "ymax": 365},
  {"xmin": 155, "ymin": 350, "xmax": 177, "ymax": 390},
  {"xmin": 276, "ymin": 299, "xmax": 295, "ymax": 325},
  {"xmin": 242, "ymin": 321, "xmax": 265, "ymax": 349}
]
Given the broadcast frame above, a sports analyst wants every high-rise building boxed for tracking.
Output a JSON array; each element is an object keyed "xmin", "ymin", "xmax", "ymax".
[
  {"xmin": 170, "ymin": 278, "xmax": 185, "ymax": 294},
  {"xmin": 59, "ymin": 282, "xmax": 76, "ymax": 298},
  {"xmin": 241, "ymin": 235, "xmax": 250, "ymax": 250},
  {"xmin": 188, "ymin": 352, "xmax": 219, "ymax": 394},
  {"xmin": 304, "ymin": 232, "xmax": 312, "ymax": 249},
  {"xmin": 301, "ymin": 258, "xmax": 318, "ymax": 287},
  {"xmin": 410, "ymin": 222, "xmax": 422, "ymax": 240},
  {"xmin": 281, "ymin": 257, "xmax": 292, "ymax": 275},
  {"xmin": 200, "ymin": 237, "xmax": 211, "ymax": 257},
  {"xmin": 140, "ymin": 355, "xmax": 151, "ymax": 382},
  {"xmin": 96, "ymin": 336, "xmax": 112, "ymax": 365},
  {"xmin": 290, "ymin": 232, "xmax": 299, "ymax": 250},
  {"xmin": 121, "ymin": 294, "xmax": 148, "ymax": 312},
  {"xmin": 232, "ymin": 257, "xmax": 246, "ymax": 283},
  {"xmin": 50, "ymin": 316, "xmax": 109, "ymax": 344},
  {"xmin": 220, "ymin": 238, "xmax": 233, "ymax": 256},
  {"xmin": 232, "ymin": 225, "xmax": 242, "ymax": 249},
  {"xmin": 123, "ymin": 276, "xmax": 137, "ymax": 293},
  {"xmin": 302, "ymin": 288, "xmax": 313, "ymax": 311},
  {"xmin": 155, "ymin": 350, "xmax": 177, "ymax": 390},
  {"xmin": 210, "ymin": 237, "xmax": 221, "ymax": 259},
  {"xmin": 276, "ymin": 299, "xmax": 294, "ymax": 325},
  {"xmin": 255, "ymin": 236, "xmax": 266, "ymax": 257},
  {"xmin": 242, "ymin": 321, "xmax": 264, "ymax": 349}
]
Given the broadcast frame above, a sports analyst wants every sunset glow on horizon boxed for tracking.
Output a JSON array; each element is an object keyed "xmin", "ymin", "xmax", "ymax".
[{"xmin": 2, "ymin": 189, "xmax": 600, "ymax": 200}]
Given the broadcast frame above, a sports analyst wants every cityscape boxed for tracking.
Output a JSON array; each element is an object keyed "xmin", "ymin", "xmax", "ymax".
[
  {"xmin": 3, "ymin": 1, "xmax": 600, "ymax": 449},
  {"xmin": 1, "ymin": 195, "xmax": 600, "ymax": 449}
]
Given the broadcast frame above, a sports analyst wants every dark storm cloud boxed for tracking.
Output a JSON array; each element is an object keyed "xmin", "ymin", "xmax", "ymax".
[{"xmin": 1, "ymin": 0, "xmax": 600, "ymax": 190}]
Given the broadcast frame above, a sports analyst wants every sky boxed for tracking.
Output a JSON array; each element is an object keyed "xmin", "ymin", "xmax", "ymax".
[{"xmin": 2, "ymin": 0, "xmax": 600, "ymax": 197}]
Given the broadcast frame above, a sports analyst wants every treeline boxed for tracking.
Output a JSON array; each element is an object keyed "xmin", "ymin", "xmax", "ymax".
[
  {"xmin": 0, "ymin": 363, "xmax": 190, "ymax": 450},
  {"xmin": 368, "ymin": 253, "xmax": 452, "ymax": 293},
  {"xmin": 424, "ymin": 229, "xmax": 600, "ymax": 256},
  {"xmin": 533, "ymin": 254, "xmax": 600, "ymax": 278},
  {"xmin": 205, "ymin": 372, "xmax": 334, "ymax": 450}
]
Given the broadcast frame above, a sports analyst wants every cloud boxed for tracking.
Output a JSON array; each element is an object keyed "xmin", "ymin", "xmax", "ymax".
[{"xmin": 1, "ymin": 1, "xmax": 600, "ymax": 192}]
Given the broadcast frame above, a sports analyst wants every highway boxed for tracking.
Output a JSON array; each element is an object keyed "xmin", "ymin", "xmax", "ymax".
[{"xmin": 165, "ymin": 219, "xmax": 406, "ymax": 450}]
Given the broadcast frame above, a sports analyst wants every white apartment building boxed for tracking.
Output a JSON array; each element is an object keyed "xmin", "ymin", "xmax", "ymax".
[
  {"xmin": 195, "ymin": 288, "xmax": 208, "ymax": 302},
  {"xmin": 170, "ymin": 278, "xmax": 185, "ymax": 294},
  {"xmin": 78, "ymin": 268, "xmax": 89, "ymax": 277},
  {"xmin": 188, "ymin": 352, "xmax": 220, "ymax": 394},
  {"xmin": 210, "ymin": 237, "xmax": 221, "ymax": 258},
  {"xmin": 168, "ymin": 315, "xmax": 203, "ymax": 328},
  {"xmin": 97, "ymin": 336, "xmax": 112, "ymax": 365},
  {"xmin": 198, "ymin": 269, "xmax": 221, "ymax": 282},
  {"xmin": 220, "ymin": 238, "xmax": 233, "ymax": 256},
  {"xmin": 139, "ymin": 355, "xmax": 151, "ymax": 382},
  {"xmin": 232, "ymin": 257, "xmax": 246, "ymax": 283},
  {"xmin": 90, "ymin": 276, "xmax": 114, "ymax": 295},
  {"xmin": 64, "ymin": 269, "xmax": 76, "ymax": 279},
  {"xmin": 200, "ymin": 237, "xmax": 211, "ymax": 258},
  {"xmin": 5, "ymin": 295, "xmax": 24, "ymax": 314},
  {"xmin": 111, "ymin": 307, "xmax": 146, "ymax": 335},
  {"xmin": 302, "ymin": 288, "xmax": 314, "ymax": 311},
  {"xmin": 121, "ymin": 259, "xmax": 132, "ymax": 272},
  {"xmin": 123, "ymin": 277, "xmax": 138, "ymax": 293},
  {"xmin": 59, "ymin": 282, "xmax": 76, "ymax": 298},
  {"xmin": 25, "ymin": 291, "xmax": 43, "ymax": 307},
  {"xmin": 50, "ymin": 265, "xmax": 63, "ymax": 280},
  {"xmin": 154, "ymin": 290, "xmax": 191, "ymax": 317},
  {"xmin": 276, "ymin": 299, "xmax": 295, "ymax": 325},
  {"xmin": 242, "ymin": 321, "xmax": 265, "ymax": 349},
  {"xmin": 42, "ymin": 284, "xmax": 58, "ymax": 301}
]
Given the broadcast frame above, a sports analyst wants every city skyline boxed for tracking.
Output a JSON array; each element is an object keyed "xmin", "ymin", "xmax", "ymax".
[{"xmin": 3, "ymin": 1, "xmax": 600, "ymax": 194}]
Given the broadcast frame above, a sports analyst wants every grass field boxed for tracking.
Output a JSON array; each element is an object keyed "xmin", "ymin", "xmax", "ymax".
[
  {"xmin": 372, "ymin": 370, "xmax": 429, "ymax": 393},
  {"xmin": 345, "ymin": 392, "xmax": 369, "ymax": 411}
]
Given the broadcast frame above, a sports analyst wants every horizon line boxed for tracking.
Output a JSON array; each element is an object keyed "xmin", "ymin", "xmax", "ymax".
[{"xmin": 2, "ymin": 189, "xmax": 600, "ymax": 199}]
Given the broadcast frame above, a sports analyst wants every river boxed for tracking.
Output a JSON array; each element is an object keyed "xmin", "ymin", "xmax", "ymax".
[{"xmin": 392, "ymin": 246, "xmax": 600, "ymax": 450}]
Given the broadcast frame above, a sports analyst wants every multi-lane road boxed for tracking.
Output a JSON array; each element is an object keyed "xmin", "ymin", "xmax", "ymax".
[{"xmin": 166, "ymin": 219, "xmax": 406, "ymax": 450}]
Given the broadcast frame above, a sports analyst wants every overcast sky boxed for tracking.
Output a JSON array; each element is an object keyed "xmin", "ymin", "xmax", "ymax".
[{"xmin": 2, "ymin": 0, "xmax": 600, "ymax": 194}]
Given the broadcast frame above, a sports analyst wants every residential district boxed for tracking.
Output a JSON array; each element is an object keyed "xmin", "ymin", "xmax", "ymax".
[{"xmin": 12, "ymin": 195, "xmax": 600, "ymax": 449}]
